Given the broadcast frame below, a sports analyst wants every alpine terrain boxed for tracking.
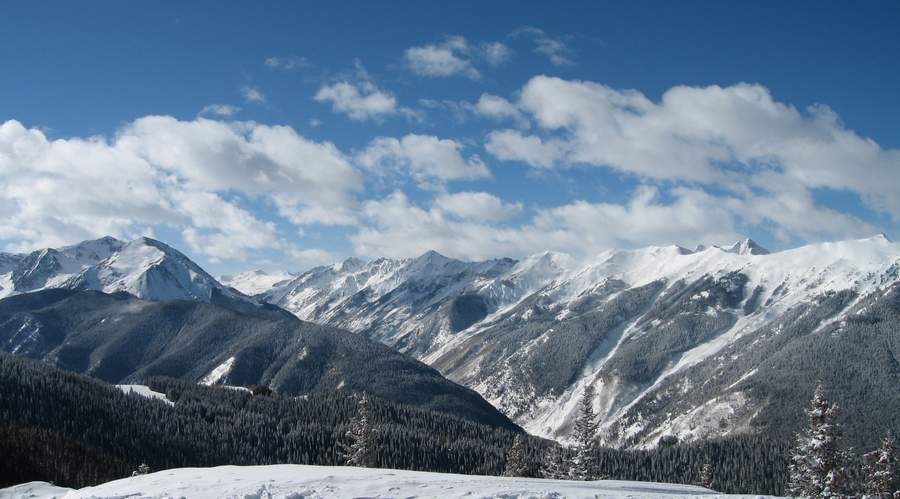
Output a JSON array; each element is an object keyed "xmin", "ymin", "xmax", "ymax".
[{"xmin": 248, "ymin": 235, "xmax": 900, "ymax": 449}]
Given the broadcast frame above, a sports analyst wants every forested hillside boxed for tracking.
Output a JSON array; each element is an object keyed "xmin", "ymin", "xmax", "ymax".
[
  {"xmin": 0, "ymin": 288, "xmax": 513, "ymax": 429},
  {"xmin": 0, "ymin": 353, "xmax": 791, "ymax": 495}
]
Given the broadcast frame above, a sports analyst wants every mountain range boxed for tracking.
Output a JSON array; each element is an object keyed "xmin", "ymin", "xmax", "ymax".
[{"xmin": 3, "ymin": 234, "xmax": 899, "ymax": 449}]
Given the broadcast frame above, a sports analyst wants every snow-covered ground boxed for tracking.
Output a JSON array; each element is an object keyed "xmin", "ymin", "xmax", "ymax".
[
  {"xmin": 0, "ymin": 464, "xmax": 774, "ymax": 499},
  {"xmin": 116, "ymin": 384, "xmax": 174, "ymax": 406}
]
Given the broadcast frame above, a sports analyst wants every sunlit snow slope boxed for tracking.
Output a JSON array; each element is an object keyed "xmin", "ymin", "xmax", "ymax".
[
  {"xmin": 0, "ymin": 236, "xmax": 246, "ymax": 303},
  {"xmin": 257, "ymin": 235, "xmax": 900, "ymax": 447},
  {"xmin": 1, "ymin": 464, "xmax": 761, "ymax": 499}
]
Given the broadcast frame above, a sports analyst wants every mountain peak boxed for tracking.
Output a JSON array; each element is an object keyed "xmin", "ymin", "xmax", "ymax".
[
  {"xmin": 336, "ymin": 257, "xmax": 365, "ymax": 272},
  {"xmin": 410, "ymin": 250, "xmax": 454, "ymax": 266},
  {"xmin": 721, "ymin": 237, "xmax": 770, "ymax": 256}
]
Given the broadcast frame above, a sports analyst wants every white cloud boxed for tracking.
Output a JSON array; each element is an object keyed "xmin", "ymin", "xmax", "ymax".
[
  {"xmin": 404, "ymin": 36, "xmax": 481, "ymax": 79},
  {"xmin": 0, "ymin": 117, "xmax": 362, "ymax": 260},
  {"xmin": 315, "ymin": 61, "xmax": 419, "ymax": 122},
  {"xmin": 199, "ymin": 104, "xmax": 240, "ymax": 117},
  {"xmin": 434, "ymin": 192, "xmax": 522, "ymax": 222},
  {"xmin": 356, "ymin": 134, "xmax": 491, "ymax": 188},
  {"xmin": 488, "ymin": 77, "xmax": 900, "ymax": 223},
  {"xmin": 511, "ymin": 27, "xmax": 573, "ymax": 66},
  {"xmin": 176, "ymin": 191, "xmax": 281, "ymax": 260},
  {"xmin": 350, "ymin": 182, "xmax": 878, "ymax": 262},
  {"xmin": 264, "ymin": 55, "xmax": 310, "ymax": 71},
  {"xmin": 485, "ymin": 129, "xmax": 564, "ymax": 168},
  {"xmin": 241, "ymin": 85, "xmax": 266, "ymax": 103},
  {"xmin": 314, "ymin": 81, "xmax": 398, "ymax": 122},
  {"xmin": 0, "ymin": 120, "xmax": 177, "ymax": 249},
  {"xmin": 288, "ymin": 248, "xmax": 336, "ymax": 270},
  {"xmin": 350, "ymin": 187, "xmax": 742, "ymax": 260},
  {"xmin": 474, "ymin": 94, "xmax": 529, "ymax": 128},
  {"xmin": 480, "ymin": 42, "xmax": 512, "ymax": 66}
]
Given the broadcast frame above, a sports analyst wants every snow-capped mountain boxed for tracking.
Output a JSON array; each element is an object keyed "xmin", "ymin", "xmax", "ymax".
[
  {"xmin": 0, "ymin": 236, "xmax": 246, "ymax": 303},
  {"xmin": 254, "ymin": 235, "xmax": 900, "ymax": 448},
  {"xmin": 219, "ymin": 269, "xmax": 296, "ymax": 296}
]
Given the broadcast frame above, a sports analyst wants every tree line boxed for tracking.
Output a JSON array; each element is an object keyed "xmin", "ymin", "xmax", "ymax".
[{"xmin": 1, "ymin": 352, "xmax": 863, "ymax": 496}]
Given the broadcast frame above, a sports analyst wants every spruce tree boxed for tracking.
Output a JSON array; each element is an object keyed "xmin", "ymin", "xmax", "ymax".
[
  {"xmin": 787, "ymin": 382, "xmax": 849, "ymax": 498},
  {"xmin": 341, "ymin": 392, "xmax": 376, "ymax": 467},
  {"xmin": 540, "ymin": 445, "xmax": 569, "ymax": 480},
  {"xmin": 503, "ymin": 434, "xmax": 529, "ymax": 477},
  {"xmin": 863, "ymin": 435, "xmax": 899, "ymax": 498},
  {"xmin": 571, "ymin": 383, "xmax": 599, "ymax": 480},
  {"xmin": 699, "ymin": 461, "xmax": 714, "ymax": 490}
]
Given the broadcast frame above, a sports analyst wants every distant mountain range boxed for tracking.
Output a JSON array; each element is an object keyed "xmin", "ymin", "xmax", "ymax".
[{"xmin": 3, "ymin": 234, "xmax": 899, "ymax": 449}]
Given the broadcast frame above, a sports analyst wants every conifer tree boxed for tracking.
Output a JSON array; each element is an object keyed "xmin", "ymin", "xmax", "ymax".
[
  {"xmin": 699, "ymin": 461, "xmax": 714, "ymax": 490},
  {"xmin": 540, "ymin": 445, "xmax": 569, "ymax": 480},
  {"xmin": 503, "ymin": 434, "xmax": 529, "ymax": 477},
  {"xmin": 863, "ymin": 435, "xmax": 899, "ymax": 498},
  {"xmin": 571, "ymin": 383, "xmax": 599, "ymax": 480},
  {"xmin": 787, "ymin": 382, "xmax": 849, "ymax": 498},
  {"xmin": 341, "ymin": 392, "xmax": 376, "ymax": 467}
]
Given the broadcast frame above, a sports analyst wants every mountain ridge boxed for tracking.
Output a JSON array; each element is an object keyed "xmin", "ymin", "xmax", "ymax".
[{"xmin": 5, "ymin": 234, "xmax": 899, "ymax": 448}]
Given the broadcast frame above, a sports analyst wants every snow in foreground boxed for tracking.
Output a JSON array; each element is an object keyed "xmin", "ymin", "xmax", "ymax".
[{"xmin": 1, "ymin": 464, "xmax": 775, "ymax": 498}]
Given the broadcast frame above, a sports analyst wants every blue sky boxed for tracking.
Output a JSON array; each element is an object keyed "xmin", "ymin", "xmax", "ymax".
[{"xmin": 1, "ymin": 1, "xmax": 898, "ymax": 274}]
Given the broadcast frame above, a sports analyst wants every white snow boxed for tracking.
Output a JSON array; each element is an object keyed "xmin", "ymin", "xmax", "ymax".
[
  {"xmin": 116, "ymin": 385, "xmax": 174, "ymax": 406},
  {"xmin": 219, "ymin": 270, "xmax": 295, "ymax": 296},
  {"xmin": 0, "ymin": 236, "xmax": 244, "ymax": 304},
  {"xmin": 239, "ymin": 235, "xmax": 900, "ymax": 447},
  {"xmin": 200, "ymin": 356, "xmax": 236, "ymax": 386},
  {"xmin": 0, "ymin": 464, "xmax": 773, "ymax": 499}
]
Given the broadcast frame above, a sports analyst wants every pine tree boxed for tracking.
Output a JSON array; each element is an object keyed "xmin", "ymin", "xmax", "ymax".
[
  {"xmin": 699, "ymin": 461, "xmax": 714, "ymax": 490},
  {"xmin": 540, "ymin": 444, "xmax": 569, "ymax": 480},
  {"xmin": 787, "ymin": 382, "xmax": 849, "ymax": 498},
  {"xmin": 341, "ymin": 392, "xmax": 376, "ymax": 467},
  {"xmin": 863, "ymin": 435, "xmax": 899, "ymax": 498},
  {"xmin": 571, "ymin": 383, "xmax": 599, "ymax": 480},
  {"xmin": 503, "ymin": 434, "xmax": 529, "ymax": 477}
]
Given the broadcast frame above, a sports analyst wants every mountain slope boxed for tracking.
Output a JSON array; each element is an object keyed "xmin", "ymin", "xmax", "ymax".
[
  {"xmin": 0, "ymin": 289, "xmax": 515, "ymax": 429},
  {"xmin": 219, "ymin": 269, "xmax": 296, "ymax": 296},
  {"xmin": 255, "ymin": 236, "xmax": 900, "ymax": 448},
  {"xmin": 0, "ymin": 237, "xmax": 247, "ymax": 304}
]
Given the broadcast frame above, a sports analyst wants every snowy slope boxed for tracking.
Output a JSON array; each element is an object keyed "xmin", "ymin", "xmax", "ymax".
[
  {"xmin": 251, "ymin": 235, "xmax": 900, "ymax": 447},
  {"xmin": 0, "ymin": 464, "xmax": 767, "ymax": 498},
  {"xmin": 116, "ymin": 384, "xmax": 174, "ymax": 406},
  {"xmin": 0, "ymin": 237, "xmax": 247, "ymax": 303},
  {"xmin": 219, "ymin": 270, "xmax": 295, "ymax": 296},
  {"xmin": 0, "ymin": 236, "xmax": 123, "ymax": 298}
]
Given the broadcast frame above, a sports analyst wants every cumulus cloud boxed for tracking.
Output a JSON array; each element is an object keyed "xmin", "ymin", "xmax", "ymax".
[
  {"xmin": 475, "ymin": 94, "xmax": 529, "ymax": 128},
  {"xmin": 487, "ymin": 76, "xmax": 900, "ymax": 230},
  {"xmin": 356, "ymin": 134, "xmax": 491, "ymax": 188},
  {"xmin": 404, "ymin": 36, "xmax": 481, "ymax": 79},
  {"xmin": 485, "ymin": 129, "xmax": 564, "ymax": 168},
  {"xmin": 315, "ymin": 81, "xmax": 398, "ymax": 122},
  {"xmin": 351, "ymin": 187, "xmax": 741, "ymax": 260},
  {"xmin": 434, "ymin": 192, "xmax": 522, "ymax": 222},
  {"xmin": 176, "ymin": 191, "xmax": 281, "ymax": 260},
  {"xmin": 264, "ymin": 55, "xmax": 310, "ymax": 71},
  {"xmin": 315, "ymin": 61, "xmax": 418, "ymax": 122},
  {"xmin": 0, "ymin": 117, "xmax": 362, "ymax": 259}
]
